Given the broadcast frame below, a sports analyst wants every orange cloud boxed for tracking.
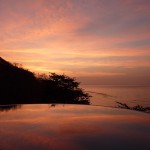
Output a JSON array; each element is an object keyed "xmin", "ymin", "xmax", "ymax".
[{"xmin": 0, "ymin": 0, "xmax": 150, "ymax": 84}]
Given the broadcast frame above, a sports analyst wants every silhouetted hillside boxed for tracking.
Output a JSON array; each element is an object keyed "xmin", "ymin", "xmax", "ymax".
[
  {"xmin": 0, "ymin": 57, "xmax": 37, "ymax": 104},
  {"xmin": 0, "ymin": 57, "xmax": 90, "ymax": 105}
]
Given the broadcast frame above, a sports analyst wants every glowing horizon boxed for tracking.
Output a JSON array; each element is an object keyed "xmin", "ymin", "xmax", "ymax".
[{"xmin": 0, "ymin": 0, "xmax": 150, "ymax": 85}]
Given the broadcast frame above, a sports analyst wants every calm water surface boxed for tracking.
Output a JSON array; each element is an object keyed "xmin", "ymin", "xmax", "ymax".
[
  {"xmin": 82, "ymin": 85, "xmax": 150, "ymax": 107},
  {"xmin": 0, "ymin": 104, "xmax": 150, "ymax": 150}
]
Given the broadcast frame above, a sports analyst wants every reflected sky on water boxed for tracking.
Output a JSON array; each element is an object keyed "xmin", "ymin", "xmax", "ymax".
[
  {"xmin": 0, "ymin": 104, "xmax": 150, "ymax": 150},
  {"xmin": 82, "ymin": 85, "xmax": 150, "ymax": 107}
]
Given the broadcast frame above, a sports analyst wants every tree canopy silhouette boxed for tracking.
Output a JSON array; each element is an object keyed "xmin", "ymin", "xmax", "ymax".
[
  {"xmin": 39, "ymin": 73, "xmax": 90, "ymax": 104},
  {"xmin": 0, "ymin": 57, "xmax": 90, "ymax": 105}
]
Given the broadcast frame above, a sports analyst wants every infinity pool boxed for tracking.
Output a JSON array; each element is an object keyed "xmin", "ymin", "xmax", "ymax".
[{"xmin": 0, "ymin": 104, "xmax": 150, "ymax": 150}]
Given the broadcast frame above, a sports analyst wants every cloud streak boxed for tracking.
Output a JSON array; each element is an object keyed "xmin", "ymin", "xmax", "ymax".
[{"xmin": 0, "ymin": 0, "xmax": 150, "ymax": 84}]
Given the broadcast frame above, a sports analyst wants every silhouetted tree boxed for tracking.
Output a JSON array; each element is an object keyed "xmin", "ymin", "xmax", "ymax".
[
  {"xmin": 116, "ymin": 101, "xmax": 150, "ymax": 113},
  {"xmin": 0, "ymin": 57, "xmax": 90, "ymax": 105},
  {"xmin": 38, "ymin": 73, "xmax": 90, "ymax": 104}
]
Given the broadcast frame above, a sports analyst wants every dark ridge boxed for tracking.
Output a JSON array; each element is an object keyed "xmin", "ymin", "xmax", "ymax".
[{"xmin": 0, "ymin": 57, "xmax": 90, "ymax": 105}]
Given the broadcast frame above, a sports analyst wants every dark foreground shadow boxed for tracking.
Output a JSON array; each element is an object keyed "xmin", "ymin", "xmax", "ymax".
[{"xmin": 0, "ymin": 104, "xmax": 22, "ymax": 112}]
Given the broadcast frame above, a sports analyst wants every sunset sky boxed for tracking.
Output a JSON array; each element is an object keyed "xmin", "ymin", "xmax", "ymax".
[{"xmin": 0, "ymin": 0, "xmax": 150, "ymax": 85}]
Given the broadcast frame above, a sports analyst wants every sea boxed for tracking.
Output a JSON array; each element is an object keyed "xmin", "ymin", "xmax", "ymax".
[{"xmin": 81, "ymin": 85, "xmax": 150, "ymax": 107}]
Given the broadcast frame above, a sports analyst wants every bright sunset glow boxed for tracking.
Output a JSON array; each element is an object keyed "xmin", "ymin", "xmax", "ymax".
[{"xmin": 0, "ymin": 0, "xmax": 150, "ymax": 85}]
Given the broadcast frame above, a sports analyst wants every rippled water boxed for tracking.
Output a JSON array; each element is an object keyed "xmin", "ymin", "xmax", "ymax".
[{"xmin": 82, "ymin": 85, "xmax": 150, "ymax": 107}]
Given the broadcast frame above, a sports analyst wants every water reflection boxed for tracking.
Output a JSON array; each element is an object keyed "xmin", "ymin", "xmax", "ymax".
[
  {"xmin": 83, "ymin": 85, "xmax": 150, "ymax": 107},
  {"xmin": 0, "ymin": 104, "xmax": 150, "ymax": 150},
  {"xmin": 0, "ymin": 104, "xmax": 21, "ymax": 112}
]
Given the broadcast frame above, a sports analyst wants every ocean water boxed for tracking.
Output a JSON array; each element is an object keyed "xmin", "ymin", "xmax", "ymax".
[{"xmin": 82, "ymin": 85, "xmax": 150, "ymax": 107}]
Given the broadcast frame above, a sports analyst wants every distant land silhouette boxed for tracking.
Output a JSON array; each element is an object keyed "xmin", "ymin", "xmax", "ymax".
[{"xmin": 0, "ymin": 57, "xmax": 90, "ymax": 105}]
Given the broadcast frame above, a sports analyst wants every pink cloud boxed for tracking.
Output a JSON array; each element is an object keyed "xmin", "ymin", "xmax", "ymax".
[{"xmin": 0, "ymin": 0, "xmax": 150, "ymax": 84}]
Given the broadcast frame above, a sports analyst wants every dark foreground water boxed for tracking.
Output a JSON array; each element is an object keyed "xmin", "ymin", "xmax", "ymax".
[
  {"xmin": 82, "ymin": 85, "xmax": 150, "ymax": 107},
  {"xmin": 0, "ymin": 104, "xmax": 150, "ymax": 150}
]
